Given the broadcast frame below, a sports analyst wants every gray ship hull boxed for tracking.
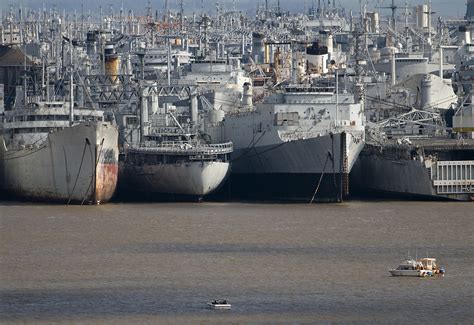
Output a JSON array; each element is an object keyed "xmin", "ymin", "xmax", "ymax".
[
  {"xmin": 118, "ymin": 160, "xmax": 230, "ymax": 199},
  {"xmin": 226, "ymin": 132, "xmax": 364, "ymax": 201},
  {"xmin": 352, "ymin": 152, "xmax": 438, "ymax": 199},
  {"xmin": 0, "ymin": 122, "xmax": 119, "ymax": 204},
  {"xmin": 351, "ymin": 143, "xmax": 474, "ymax": 201},
  {"xmin": 118, "ymin": 142, "xmax": 233, "ymax": 200}
]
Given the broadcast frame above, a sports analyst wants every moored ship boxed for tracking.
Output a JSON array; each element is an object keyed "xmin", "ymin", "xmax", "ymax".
[
  {"xmin": 352, "ymin": 75, "xmax": 474, "ymax": 201},
  {"xmin": 352, "ymin": 139, "xmax": 474, "ymax": 201},
  {"xmin": 206, "ymin": 81, "xmax": 365, "ymax": 201},
  {"xmin": 0, "ymin": 98, "xmax": 119, "ymax": 204},
  {"xmin": 117, "ymin": 84, "xmax": 233, "ymax": 200}
]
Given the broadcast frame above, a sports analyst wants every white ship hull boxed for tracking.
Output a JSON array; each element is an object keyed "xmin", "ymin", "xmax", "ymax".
[
  {"xmin": 0, "ymin": 122, "xmax": 119, "ymax": 204},
  {"xmin": 389, "ymin": 270, "xmax": 422, "ymax": 277},
  {"xmin": 389, "ymin": 269, "xmax": 437, "ymax": 277},
  {"xmin": 207, "ymin": 302, "xmax": 231, "ymax": 309},
  {"xmin": 119, "ymin": 160, "xmax": 230, "ymax": 198}
]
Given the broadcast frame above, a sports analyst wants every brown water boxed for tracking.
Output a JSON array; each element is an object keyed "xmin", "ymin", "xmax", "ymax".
[{"xmin": 0, "ymin": 201, "xmax": 473, "ymax": 323}]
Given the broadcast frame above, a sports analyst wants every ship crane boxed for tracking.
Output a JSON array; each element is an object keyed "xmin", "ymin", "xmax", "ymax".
[{"xmin": 376, "ymin": 108, "xmax": 444, "ymax": 134}]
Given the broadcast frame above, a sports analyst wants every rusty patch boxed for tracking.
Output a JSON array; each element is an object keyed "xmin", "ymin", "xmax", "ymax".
[{"xmin": 94, "ymin": 163, "xmax": 119, "ymax": 204}]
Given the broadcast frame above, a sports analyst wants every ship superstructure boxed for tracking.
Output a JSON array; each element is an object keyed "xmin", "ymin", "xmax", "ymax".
[
  {"xmin": 206, "ymin": 78, "xmax": 365, "ymax": 201},
  {"xmin": 117, "ymin": 81, "xmax": 233, "ymax": 200}
]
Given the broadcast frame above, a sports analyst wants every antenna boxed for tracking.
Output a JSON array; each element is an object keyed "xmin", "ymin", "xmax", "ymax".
[
  {"xmin": 146, "ymin": 0, "xmax": 152, "ymax": 23},
  {"xmin": 81, "ymin": 3, "xmax": 84, "ymax": 37},
  {"xmin": 165, "ymin": 36, "xmax": 171, "ymax": 86},
  {"xmin": 69, "ymin": 36, "xmax": 74, "ymax": 126},
  {"xmin": 179, "ymin": 0, "xmax": 184, "ymax": 31},
  {"xmin": 23, "ymin": 38, "xmax": 27, "ymax": 105},
  {"xmin": 403, "ymin": 0, "xmax": 409, "ymax": 53},
  {"xmin": 377, "ymin": 0, "xmax": 397, "ymax": 31},
  {"xmin": 164, "ymin": 0, "xmax": 169, "ymax": 22},
  {"xmin": 425, "ymin": 0, "xmax": 435, "ymax": 46}
]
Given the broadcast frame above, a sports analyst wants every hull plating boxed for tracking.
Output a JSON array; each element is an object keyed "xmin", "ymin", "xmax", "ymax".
[
  {"xmin": 119, "ymin": 160, "xmax": 230, "ymax": 197},
  {"xmin": 0, "ymin": 123, "xmax": 119, "ymax": 204},
  {"xmin": 225, "ymin": 132, "xmax": 363, "ymax": 200},
  {"xmin": 352, "ymin": 154, "xmax": 437, "ymax": 198},
  {"xmin": 223, "ymin": 172, "xmax": 347, "ymax": 201},
  {"xmin": 351, "ymin": 145, "xmax": 474, "ymax": 201}
]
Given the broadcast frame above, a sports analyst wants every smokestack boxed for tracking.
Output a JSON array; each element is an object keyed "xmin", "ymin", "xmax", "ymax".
[
  {"xmin": 421, "ymin": 74, "xmax": 433, "ymax": 110},
  {"xmin": 439, "ymin": 46, "xmax": 443, "ymax": 79},
  {"xmin": 251, "ymin": 32, "xmax": 264, "ymax": 64},
  {"xmin": 466, "ymin": 0, "xmax": 474, "ymax": 20},
  {"xmin": 140, "ymin": 91, "xmax": 149, "ymax": 143},
  {"xmin": 190, "ymin": 94, "xmax": 198, "ymax": 124},
  {"xmin": 391, "ymin": 50, "xmax": 396, "ymax": 86},
  {"xmin": 458, "ymin": 26, "xmax": 471, "ymax": 45}
]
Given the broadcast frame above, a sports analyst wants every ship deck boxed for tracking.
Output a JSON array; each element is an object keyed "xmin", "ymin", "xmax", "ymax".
[
  {"xmin": 367, "ymin": 138, "xmax": 474, "ymax": 151},
  {"xmin": 410, "ymin": 139, "xmax": 474, "ymax": 151}
]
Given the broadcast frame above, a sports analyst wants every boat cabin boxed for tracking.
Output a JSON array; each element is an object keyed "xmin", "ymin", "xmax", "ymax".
[{"xmin": 419, "ymin": 258, "xmax": 437, "ymax": 271}]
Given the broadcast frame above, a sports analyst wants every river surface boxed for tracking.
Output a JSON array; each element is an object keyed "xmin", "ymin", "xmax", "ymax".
[{"xmin": 0, "ymin": 201, "xmax": 472, "ymax": 323}]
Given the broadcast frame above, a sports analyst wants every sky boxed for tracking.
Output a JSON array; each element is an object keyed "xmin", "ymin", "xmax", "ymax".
[{"xmin": 0, "ymin": 0, "xmax": 468, "ymax": 19}]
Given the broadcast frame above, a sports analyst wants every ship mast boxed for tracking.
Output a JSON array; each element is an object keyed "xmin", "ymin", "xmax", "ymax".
[
  {"xmin": 69, "ymin": 41, "xmax": 74, "ymax": 126},
  {"xmin": 23, "ymin": 42, "xmax": 27, "ymax": 105}
]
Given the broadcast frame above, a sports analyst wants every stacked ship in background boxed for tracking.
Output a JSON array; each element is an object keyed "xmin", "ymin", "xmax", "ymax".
[{"xmin": 0, "ymin": 0, "xmax": 473, "ymax": 202}]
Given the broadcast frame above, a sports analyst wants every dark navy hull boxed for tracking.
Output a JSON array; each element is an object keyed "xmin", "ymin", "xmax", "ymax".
[
  {"xmin": 351, "ymin": 142, "xmax": 474, "ymax": 201},
  {"xmin": 211, "ymin": 133, "xmax": 362, "ymax": 201},
  {"xmin": 217, "ymin": 172, "xmax": 346, "ymax": 202}
]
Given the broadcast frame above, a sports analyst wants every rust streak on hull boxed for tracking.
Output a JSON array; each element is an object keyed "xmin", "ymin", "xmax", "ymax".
[{"xmin": 94, "ymin": 163, "xmax": 119, "ymax": 204}]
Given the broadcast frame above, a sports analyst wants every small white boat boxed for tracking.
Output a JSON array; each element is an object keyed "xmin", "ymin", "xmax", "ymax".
[
  {"xmin": 207, "ymin": 299, "xmax": 231, "ymax": 310},
  {"xmin": 389, "ymin": 257, "xmax": 446, "ymax": 277}
]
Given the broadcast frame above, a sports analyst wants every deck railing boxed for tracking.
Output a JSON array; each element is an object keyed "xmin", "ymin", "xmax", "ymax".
[
  {"xmin": 129, "ymin": 141, "xmax": 233, "ymax": 155},
  {"xmin": 431, "ymin": 160, "xmax": 474, "ymax": 194}
]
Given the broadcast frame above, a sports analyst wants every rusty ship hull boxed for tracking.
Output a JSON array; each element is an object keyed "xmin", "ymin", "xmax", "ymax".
[{"xmin": 0, "ymin": 122, "xmax": 118, "ymax": 204}]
